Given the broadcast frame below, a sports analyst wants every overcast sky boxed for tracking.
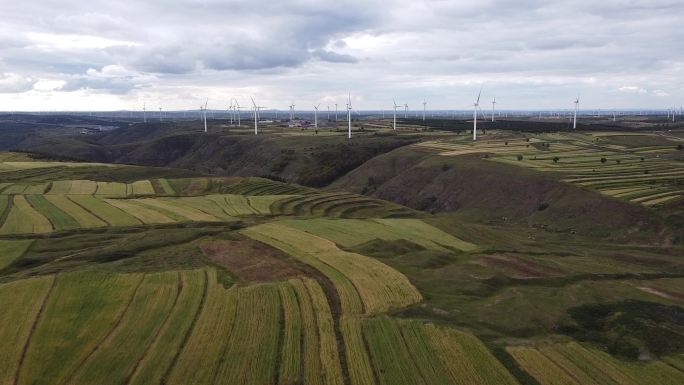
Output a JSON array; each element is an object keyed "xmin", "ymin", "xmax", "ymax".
[{"xmin": 1, "ymin": 0, "xmax": 682, "ymax": 111}]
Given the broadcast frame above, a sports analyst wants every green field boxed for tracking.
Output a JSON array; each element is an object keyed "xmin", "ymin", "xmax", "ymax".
[{"xmin": 1, "ymin": 138, "xmax": 684, "ymax": 385}]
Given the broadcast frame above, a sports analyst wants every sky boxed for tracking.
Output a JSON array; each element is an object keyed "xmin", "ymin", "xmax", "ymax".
[{"xmin": 0, "ymin": 0, "xmax": 682, "ymax": 111}]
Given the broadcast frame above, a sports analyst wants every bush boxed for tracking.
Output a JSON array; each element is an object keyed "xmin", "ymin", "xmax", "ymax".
[
  {"xmin": 553, "ymin": 156, "xmax": 560, "ymax": 163},
  {"xmin": 516, "ymin": 155, "xmax": 523, "ymax": 161},
  {"xmin": 677, "ymin": 144, "xmax": 683, "ymax": 151},
  {"xmin": 600, "ymin": 157, "xmax": 607, "ymax": 163},
  {"xmin": 537, "ymin": 202, "xmax": 549, "ymax": 211},
  {"xmin": 441, "ymin": 164, "xmax": 450, "ymax": 171}
]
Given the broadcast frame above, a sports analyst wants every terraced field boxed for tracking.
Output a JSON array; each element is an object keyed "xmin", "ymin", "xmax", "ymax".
[
  {"xmin": 2, "ymin": 149, "xmax": 684, "ymax": 385},
  {"xmin": 416, "ymin": 131, "xmax": 684, "ymax": 208}
]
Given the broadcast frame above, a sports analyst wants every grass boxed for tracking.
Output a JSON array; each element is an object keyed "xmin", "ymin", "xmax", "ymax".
[
  {"xmin": 0, "ymin": 195, "xmax": 53, "ymax": 234},
  {"xmin": 278, "ymin": 283, "xmax": 302, "ymax": 384},
  {"xmin": 128, "ymin": 269, "xmax": 206, "ymax": 385},
  {"xmin": 17, "ymin": 271, "xmax": 143, "ymax": 385},
  {"xmin": 67, "ymin": 271, "xmax": 179, "ymax": 385},
  {"xmin": 0, "ymin": 275, "xmax": 54, "ymax": 385},
  {"xmin": 0, "ymin": 239, "xmax": 33, "ymax": 270},
  {"xmin": 341, "ymin": 316, "xmax": 376, "ymax": 385},
  {"xmin": 104, "ymin": 198, "xmax": 175, "ymax": 224},
  {"xmin": 213, "ymin": 283, "xmax": 282, "ymax": 385},
  {"xmin": 95, "ymin": 181, "xmax": 128, "ymax": 197},
  {"xmin": 26, "ymin": 195, "xmax": 80, "ymax": 231},
  {"xmin": 167, "ymin": 269, "xmax": 238, "ymax": 385},
  {"xmin": 290, "ymin": 278, "xmax": 325, "ymax": 385},
  {"xmin": 131, "ymin": 180, "xmax": 156, "ymax": 196},
  {"xmin": 44, "ymin": 195, "xmax": 107, "ymax": 228},
  {"xmin": 69, "ymin": 196, "xmax": 142, "ymax": 226}
]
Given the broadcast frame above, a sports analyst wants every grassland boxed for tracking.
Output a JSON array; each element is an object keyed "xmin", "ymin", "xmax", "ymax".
[{"xmin": 416, "ymin": 131, "xmax": 684, "ymax": 209}]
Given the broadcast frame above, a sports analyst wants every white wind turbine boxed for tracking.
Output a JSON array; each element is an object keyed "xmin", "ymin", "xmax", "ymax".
[
  {"xmin": 228, "ymin": 100, "xmax": 234, "ymax": 125},
  {"xmin": 289, "ymin": 102, "xmax": 296, "ymax": 121},
  {"xmin": 392, "ymin": 99, "xmax": 400, "ymax": 130},
  {"xmin": 327, "ymin": 106, "xmax": 330, "ymax": 121},
  {"xmin": 404, "ymin": 103, "xmax": 408, "ymax": 118},
  {"xmin": 251, "ymin": 97, "xmax": 265, "ymax": 135},
  {"xmin": 202, "ymin": 99, "xmax": 208, "ymax": 133},
  {"xmin": 346, "ymin": 95, "xmax": 352, "ymax": 139},
  {"xmin": 159, "ymin": 107, "xmax": 163, "ymax": 122},
  {"xmin": 473, "ymin": 88, "xmax": 482, "ymax": 141},
  {"xmin": 143, "ymin": 103, "xmax": 147, "ymax": 123},
  {"xmin": 335, "ymin": 103, "xmax": 338, "ymax": 122},
  {"xmin": 573, "ymin": 96, "xmax": 579, "ymax": 129},
  {"xmin": 422, "ymin": 100, "xmax": 427, "ymax": 121},
  {"xmin": 235, "ymin": 100, "xmax": 242, "ymax": 126},
  {"xmin": 491, "ymin": 97, "xmax": 496, "ymax": 122},
  {"xmin": 313, "ymin": 104, "xmax": 320, "ymax": 128}
]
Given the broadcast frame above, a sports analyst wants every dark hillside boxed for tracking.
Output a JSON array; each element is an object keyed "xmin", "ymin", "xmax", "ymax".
[{"xmin": 332, "ymin": 146, "xmax": 666, "ymax": 241}]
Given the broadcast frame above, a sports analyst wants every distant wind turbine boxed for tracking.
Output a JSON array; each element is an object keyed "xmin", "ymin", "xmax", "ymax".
[
  {"xmin": 143, "ymin": 103, "xmax": 147, "ymax": 123},
  {"xmin": 573, "ymin": 96, "xmax": 579, "ymax": 129},
  {"xmin": 491, "ymin": 97, "xmax": 496, "ymax": 122},
  {"xmin": 251, "ymin": 97, "xmax": 265, "ymax": 135},
  {"xmin": 159, "ymin": 107, "xmax": 163, "ymax": 122},
  {"xmin": 346, "ymin": 95, "xmax": 352, "ymax": 139},
  {"xmin": 392, "ymin": 99, "xmax": 400, "ymax": 130},
  {"xmin": 473, "ymin": 88, "xmax": 482, "ymax": 141},
  {"xmin": 422, "ymin": 100, "xmax": 427, "ymax": 121},
  {"xmin": 335, "ymin": 103, "xmax": 338, "ymax": 122},
  {"xmin": 235, "ymin": 100, "xmax": 242, "ymax": 126},
  {"xmin": 203, "ymin": 99, "xmax": 208, "ymax": 133},
  {"xmin": 313, "ymin": 104, "xmax": 320, "ymax": 129},
  {"xmin": 404, "ymin": 103, "xmax": 408, "ymax": 119},
  {"xmin": 289, "ymin": 103, "xmax": 296, "ymax": 121}
]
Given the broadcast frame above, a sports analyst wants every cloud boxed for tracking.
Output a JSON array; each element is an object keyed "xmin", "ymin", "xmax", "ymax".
[
  {"xmin": 0, "ymin": 0, "xmax": 681, "ymax": 109},
  {"xmin": 0, "ymin": 73, "xmax": 36, "ymax": 93}
]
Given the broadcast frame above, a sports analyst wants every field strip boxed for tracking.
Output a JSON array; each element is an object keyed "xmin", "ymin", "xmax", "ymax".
[
  {"xmin": 68, "ymin": 272, "xmax": 180, "ymax": 385},
  {"xmin": 277, "ymin": 284, "xmax": 302, "ymax": 384},
  {"xmin": 68, "ymin": 196, "xmax": 142, "ymax": 226},
  {"xmin": 104, "ymin": 198, "xmax": 175, "ymax": 224},
  {"xmin": 6, "ymin": 275, "xmax": 56, "ymax": 385},
  {"xmin": 45, "ymin": 195, "xmax": 106, "ymax": 228},
  {"xmin": 156, "ymin": 270, "xmax": 209, "ymax": 385},
  {"xmin": 57, "ymin": 274, "xmax": 147, "ymax": 385},
  {"xmin": 166, "ymin": 270, "xmax": 238, "ymax": 385},
  {"xmin": 125, "ymin": 271, "xmax": 183, "ymax": 384},
  {"xmin": 0, "ymin": 239, "xmax": 33, "ymax": 270},
  {"xmin": 25, "ymin": 195, "xmax": 80, "ymax": 231},
  {"xmin": 0, "ymin": 195, "xmax": 53, "ymax": 235}
]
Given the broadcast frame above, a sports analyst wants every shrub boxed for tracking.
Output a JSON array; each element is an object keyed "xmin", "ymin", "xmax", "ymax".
[
  {"xmin": 516, "ymin": 155, "xmax": 523, "ymax": 161},
  {"xmin": 552, "ymin": 156, "xmax": 559, "ymax": 163},
  {"xmin": 600, "ymin": 157, "xmax": 607, "ymax": 163}
]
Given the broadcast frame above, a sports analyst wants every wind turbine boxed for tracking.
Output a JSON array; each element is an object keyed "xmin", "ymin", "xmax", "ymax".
[
  {"xmin": 573, "ymin": 96, "xmax": 579, "ymax": 129},
  {"xmin": 313, "ymin": 104, "xmax": 320, "ymax": 128},
  {"xmin": 235, "ymin": 100, "xmax": 242, "ymax": 126},
  {"xmin": 143, "ymin": 103, "xmax": 147, "ymax": 123},
  {"xmin": 392, "ymin": 99, "xmax": 400, "ymax": 130},
  {"xmin": 159, "ymin": 107, "xmax": 163, "ymax": 122},
  {"xmin": 335, "ymin": 103, "xmax": 338, "ymax": 122},
  {"xmin": 327, "ymin": 106, "xmax": 330, "ymax": 121},
  {"xmin": 250, "ymin": 97, "xmax": 265, "ymax": 135},
  {"xmin": 202, "ymin": 99, "xmax": 208, "ymax": 133},
  {"xmin": 289, "ymin": 102, "xmax": 295, "ymax": 121},
  {"xmin": 473, "ymin": 88, "xmax": 482, "ymax": 141},
  {"xmin": 404, "ymin": 103, "xmax": 408, "ymax": 118},
  {"xmin": 491, "ymin": 97, "xmax": 496, "ymax": 122},
  {"xmin": 422, "ymin": 100, "xmax": 427, "ymax": 121},
  {"xmin": 228, "ymin": 100, "xmax": 234, "ymax": 125},
  {"xmin": 346, "ymin": 95, "xmax": 352, "ymax": 139}
]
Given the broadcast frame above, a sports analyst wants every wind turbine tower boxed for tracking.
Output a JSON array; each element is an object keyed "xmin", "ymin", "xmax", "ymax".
[
  {"xmin": 202, "ymin": 99, "xmax": 208, "ymax": 133},
  {"xmin": 422, "ymin": 100, "xmax": 427, "ymax": 121},
  {"xmin": 289, "ymin": 103, "xmax": 295, "ymax": 121},
  {"xmin": 250, "ymin": 97, "xmax": 265, "ymax": 135},
  {"xmin": 159, "ymin": 107, "xmax": 163, "ymax": 122},
  {"xmin": 143, "ymin": 103, "xmax": 147, "ymax": 123},
  {"xmin": 404, "ymin": 103, "xmax": 408, "ymax": 118},
  {"xmin": 473, "ymin": 89, "xmax": 482, "ymax": 141},
  {"xmin": 392, "ymin": 99, "xmax": 400, "ymax": 130},
  {"xmin": 346, "ymin": 95, "xmax": 352, "ymax": 139},
  {"xmin": 313, "ymin": 104, "xmax": 320, "ymax": 128},
  {"xmin": 491, "ymin": 98, "xmax": 496, "ymax": 122},
  {"xmin": 335, "ymin": 103, "xmax": 338, "ymax": 122},
  {"xmin": 573, "ymin": 97, "xmax": 579, "ymax": 129}
]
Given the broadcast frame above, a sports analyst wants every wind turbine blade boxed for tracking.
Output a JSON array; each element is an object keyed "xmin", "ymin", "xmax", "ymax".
[{"xmin": 476, "ymin": 87, "xmax": 482, "ymax": 105}]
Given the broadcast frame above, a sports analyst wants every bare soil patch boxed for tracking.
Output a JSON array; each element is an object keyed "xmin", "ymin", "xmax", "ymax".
[{"xmin": 201, "ymin": 238, "xmax": 302, "ymax": 282}]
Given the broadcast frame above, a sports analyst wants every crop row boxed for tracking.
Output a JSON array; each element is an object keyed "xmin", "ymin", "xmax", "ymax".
[{"xmin": 508, "ymin": 342, "xmax": 684, "ymax": 385}]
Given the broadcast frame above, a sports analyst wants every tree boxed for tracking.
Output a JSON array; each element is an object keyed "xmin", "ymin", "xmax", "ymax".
[
  {"xmin": 601, "ymin": 157, "xmax": 607, "ymax": 164},
  {"xmin": 678, "ymin": 144, "xmax": 683, "ymax": 151},
  {"xmin": 553, "ymin": 156, "xmax": 560, "ymax": 163},
  {"xmin": 517, "ymin": 155, "xmax": 523, "ymax": 161}
]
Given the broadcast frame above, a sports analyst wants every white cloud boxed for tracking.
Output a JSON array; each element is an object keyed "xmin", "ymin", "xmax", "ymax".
[{"xmin": 0, "ymin": 0, "xmax": 682, "ymax": 109}]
